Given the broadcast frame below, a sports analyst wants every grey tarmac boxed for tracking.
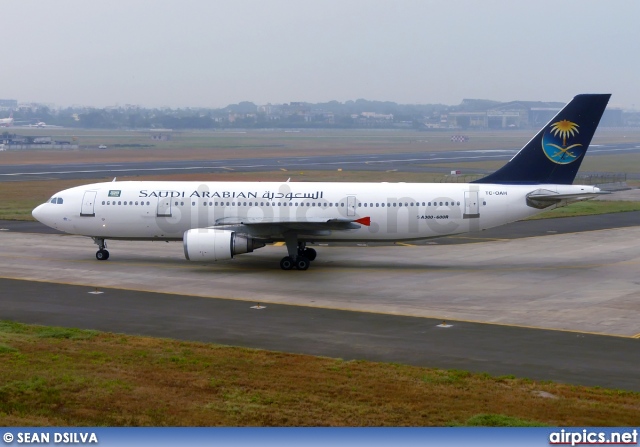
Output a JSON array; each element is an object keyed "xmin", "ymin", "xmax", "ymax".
[
  {"xmin": 1, "ymin": 213, "xmax": 639, "ymax": 391},
  {"xmin": 1, "ymin": 142, "xmax": 640, "ymax": 181}
]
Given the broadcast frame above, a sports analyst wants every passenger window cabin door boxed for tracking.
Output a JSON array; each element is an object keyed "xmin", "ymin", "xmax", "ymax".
[
  {"xmin": 80, "ymin": 191, "xmax": 97, "ymax": 217},
  {"xmin": 156, "ymin": 196, "xmax": 172, "ymax": 217},
  {"xmin": 463, "ymin": 191, "xmax": 480, "ymax": 219},
  {"xmin": 347, "ymin": 195, "xmax": 357, "ymax": 217}
]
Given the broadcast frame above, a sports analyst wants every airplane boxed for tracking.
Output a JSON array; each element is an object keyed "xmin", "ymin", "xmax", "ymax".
[
  {"xmin": 0, "ymin": 111, "xmax": 13, "ymax": 127},
  {"xmin": 27, "ymin": 121, "xmax": 61, "ymax": 128},
  {"xmin": 32, "ymin": 94, "xmax": 611, "ymax": 271}
]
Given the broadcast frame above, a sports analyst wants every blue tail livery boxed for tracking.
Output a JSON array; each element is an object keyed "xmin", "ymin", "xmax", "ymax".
[{"xmin": 474, "ymin": 94, "xmax": 611, "ymax": 185}]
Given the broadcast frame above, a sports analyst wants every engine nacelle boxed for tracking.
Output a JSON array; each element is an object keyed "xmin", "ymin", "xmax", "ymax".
[{"xmin": 183, "ymin": 229, "xmax": 265, "ymax": 261}]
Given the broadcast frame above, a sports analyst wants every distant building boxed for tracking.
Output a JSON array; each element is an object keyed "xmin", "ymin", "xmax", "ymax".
[
  {"xmin": 149, "ymin": 129, "xmax": 173, "ymax": 141},
  {"xmin": 0, "ymin": 99, "xmax": 18, "ymax": 111}
]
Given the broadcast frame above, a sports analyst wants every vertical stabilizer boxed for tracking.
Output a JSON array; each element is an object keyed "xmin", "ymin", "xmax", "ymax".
[{"xmin": 473, "ymin": 94, "xmax": 610, "ymax": 185}]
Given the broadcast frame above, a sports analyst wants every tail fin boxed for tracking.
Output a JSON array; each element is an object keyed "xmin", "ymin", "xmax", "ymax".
[{"xmin": 473, "ymin": 94, "xmax": 610, "ymax": 185}]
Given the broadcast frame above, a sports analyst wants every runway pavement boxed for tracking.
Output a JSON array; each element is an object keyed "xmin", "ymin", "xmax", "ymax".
[
  {"xmin": 1, "ymin": 213, "xmax": 639, "ymax": 390},
  {"xmin": 1, "ymin": 142, "xmax": 639, "ymax": 181},
  {"xmin": 2, "ymin": 277, "xmax": 638, "ymax": 391}
]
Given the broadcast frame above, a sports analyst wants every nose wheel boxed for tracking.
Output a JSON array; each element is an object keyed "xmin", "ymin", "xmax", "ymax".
[{"xmin": 93, "ymin": 238, "xmax": 110, "ymax": 261}]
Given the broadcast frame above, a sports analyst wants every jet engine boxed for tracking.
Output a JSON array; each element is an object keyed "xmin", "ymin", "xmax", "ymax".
[{"xmin": 183, "ymin": 229, "xmax": 265, "ymax": 261}]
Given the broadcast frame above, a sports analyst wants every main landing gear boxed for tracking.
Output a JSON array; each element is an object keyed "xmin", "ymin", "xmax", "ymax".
[
  {"xmin": 280, "ymin": 234, "xmax": 316, "ymax": 271},
  {"xmin": 93, "ymin": 238, "xmax": 110, "ymax": 261}
]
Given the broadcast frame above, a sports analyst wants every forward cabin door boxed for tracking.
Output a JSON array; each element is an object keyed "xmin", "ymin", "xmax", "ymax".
[{"xmin": 80, "ymin": 191, "xmax": 97, "ymax": 217}]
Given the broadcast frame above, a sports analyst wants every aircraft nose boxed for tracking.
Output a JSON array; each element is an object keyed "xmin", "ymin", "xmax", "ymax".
[{"xmin": 32, "ymin": 204, "xmax": 46, "ymax": 222}]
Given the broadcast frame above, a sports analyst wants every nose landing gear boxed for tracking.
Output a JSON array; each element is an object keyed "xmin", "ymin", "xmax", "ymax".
[{"xmin": 93, "ymin": 238, "xmax": 110, "ymax": 261}]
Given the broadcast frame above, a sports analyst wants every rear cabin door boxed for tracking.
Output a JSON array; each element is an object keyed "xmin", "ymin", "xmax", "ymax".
[
  {"xmin": 80, "ymin": 191, "xmax": 97, "ymax": 217},
  {"xmin": 463, "ymin": 191, "xmax": 480, "ymax": 219}
]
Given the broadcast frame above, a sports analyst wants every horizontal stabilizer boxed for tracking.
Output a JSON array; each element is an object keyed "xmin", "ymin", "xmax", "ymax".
[{"xmin": 526, "ymin": 188, "xmax": 608, "ymax": 209}]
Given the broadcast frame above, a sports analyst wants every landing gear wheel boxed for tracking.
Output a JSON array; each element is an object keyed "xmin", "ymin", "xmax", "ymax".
[
  {"xmin": 303, "ymin": 248, "xmax": 317, "ymax": 261},
  {"xmin": 280, "ymin": 256, "xmax": 294, "ymax": 270},
  {"xmin": 96, "ymin": 249, "xmax": 110, "ymax": 261},
  {"xmin": 295, "ymin": 256, "xmax": 310, "ymax": 271}
]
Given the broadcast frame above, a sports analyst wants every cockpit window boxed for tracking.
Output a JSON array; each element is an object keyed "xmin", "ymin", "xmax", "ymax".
[
  {"xmin": 50, "ymin": 197, "xmax": 57, "ymax": 204},
  {"xmin": 56, "ymin": 198, "xmax": 63, "ymax": 204}
]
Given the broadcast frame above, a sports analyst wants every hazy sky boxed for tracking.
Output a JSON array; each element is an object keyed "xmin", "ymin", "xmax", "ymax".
[{"xmin": 3, "ymin": 0, "xmax": 639, "ymax": 109}]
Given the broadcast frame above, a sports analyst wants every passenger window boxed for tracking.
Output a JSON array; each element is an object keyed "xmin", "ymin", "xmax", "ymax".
[
  {"xmin": 118, "ymin": 201, "xmax": 121, "ymax": 205},
  {"xmin": 192, "ymin": 202, "xmax": 195, "ymax": 206}
]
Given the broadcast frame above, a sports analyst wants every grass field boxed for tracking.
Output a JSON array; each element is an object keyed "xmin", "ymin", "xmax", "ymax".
[{"xmin": 1, "ymin": 320, "xmax": 638, "ymax": 427}]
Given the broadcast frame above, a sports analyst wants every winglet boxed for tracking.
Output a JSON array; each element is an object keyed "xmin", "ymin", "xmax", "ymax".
[{"xmin": 355, "ymin": 216, "xmax": 371, "ymax": 226}]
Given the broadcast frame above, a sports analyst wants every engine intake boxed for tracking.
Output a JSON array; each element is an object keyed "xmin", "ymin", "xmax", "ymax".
[{"xmin": 183, "ymin": 229, "xmax": 265, "ymax": 261}]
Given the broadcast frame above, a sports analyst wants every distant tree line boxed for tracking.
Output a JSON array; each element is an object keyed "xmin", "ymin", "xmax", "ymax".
[{"xmin": 9, "ymin": 99, "xmax": 638, "ymax": 129}]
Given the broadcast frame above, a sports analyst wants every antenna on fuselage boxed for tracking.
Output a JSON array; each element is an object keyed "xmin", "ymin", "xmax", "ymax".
[{"xmin": 112, "ymin": 177, "xmax": 117, "ymax": 182}]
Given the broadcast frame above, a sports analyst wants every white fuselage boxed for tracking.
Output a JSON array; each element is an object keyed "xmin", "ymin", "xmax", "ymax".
[{"xmin": 32, "ymin": 180, "xmax": 598, "ymax": 242}]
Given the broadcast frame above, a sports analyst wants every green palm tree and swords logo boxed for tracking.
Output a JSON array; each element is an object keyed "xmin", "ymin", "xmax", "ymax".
[{"xmin": 542, "ymin": 119, "xmax": 584, "ymax": 164}]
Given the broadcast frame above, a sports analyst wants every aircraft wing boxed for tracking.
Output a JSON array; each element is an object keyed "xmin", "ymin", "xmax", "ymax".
[{"xmin": 212, "ymin": 216, "xmax": 371, "ymax": 234}]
